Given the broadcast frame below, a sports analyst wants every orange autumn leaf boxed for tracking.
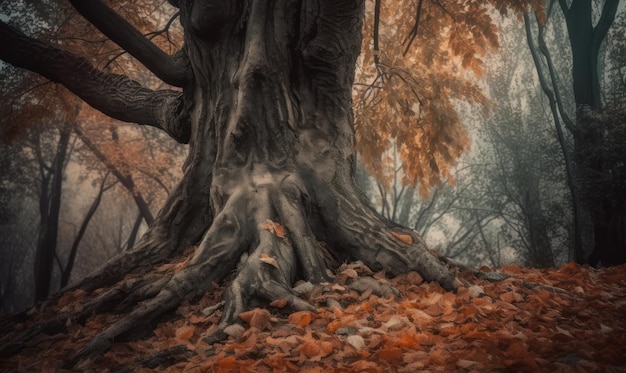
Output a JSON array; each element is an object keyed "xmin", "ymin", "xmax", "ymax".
[
  {"xmin": 374, "ymin": 347, "xmax": 403, "ymax": 363},
  {"xmin": 319, "ymin": 341, "xmax": 334, "ymax": 357},
  {"xmin": 298, "ymin": 341, "xmax": 320, "ymax": 358},
  {"xmin": 238, "ymin": 308, "xmax": 271, "ymax": 331},
  {"xmin": 423, "ymin": 303, "xmax": 444, "ymax": 317},
  {"xmin": 259, "ymin": 219, "xmax": 286, "ymax": 238},
  {"xmin": 216, "ymin": 355, "xmax": 238, "ymax": 370},
  {"xmin": 390, "ymin": 231, "xmax": 413, "ymax": 245},
  {"xmin": 326, "ymin": 320, "xmax": 342, "ymax": 334},
  {"xmin": 269, "ymin": 298, "xmax": 288, "ymax": 308},
  {"xmin": 395, "ymin": 330, "xmax": 420, "ymax": 349},
  {"xmin": 499, "ymin": 291, "xmax": 524, "ymax": 303},
  {"xmin": 260, "ymin": 253, "xmax": 279, "ymax": 268},
  {"xmin": 288, "ymin": 311, "xmax": 314, "ymax": 327},
  {"xmin": 175, "ymin": 325, "xmax": 195, "ymax": 340}
]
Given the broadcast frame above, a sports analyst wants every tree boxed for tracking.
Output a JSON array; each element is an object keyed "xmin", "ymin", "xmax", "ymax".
[
  {"xmin": 524, "ymin": 0, "xmax": 625, "ymax": 265},
  {"xmin": 0, "ymin": 0, "xmax": 538, "ymax": 362},
  {"xmin": 559, "ymin": 0, "xmax": 619, "ymax": 111}
]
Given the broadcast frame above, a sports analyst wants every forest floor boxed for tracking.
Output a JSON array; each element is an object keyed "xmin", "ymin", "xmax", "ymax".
[{"xmin": 1, "ymin": 260, "xmax": 625, "ymax": 372}]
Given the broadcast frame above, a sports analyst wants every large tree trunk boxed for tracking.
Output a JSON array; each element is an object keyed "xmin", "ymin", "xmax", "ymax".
[
  {"xmin": 0, "ymin": 0, "xmax": 456, "ymax": 362},
  {"xmin": 158, "ymin": 0, "xmax": 456, "ymax": 324}
]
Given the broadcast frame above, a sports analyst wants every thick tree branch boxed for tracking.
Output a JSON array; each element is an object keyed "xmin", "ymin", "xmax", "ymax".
[
  {"xmin": 0, "ymin": 21, "xmax": 190, "ymax": 143},
  {"xmin": 68, "ymin": 0, "xmax": 188, "ymax": 87}
]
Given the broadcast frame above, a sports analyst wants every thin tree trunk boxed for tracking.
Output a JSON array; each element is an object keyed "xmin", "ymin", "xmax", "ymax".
[
  {"xmin": 397, "ymin": 187, "xmax": 415, "ymax": 226},
  {"xmin": 34, "ymin": 125, "xmax": 71, "ymax": 302},
  {"xmin": 60, "ymin": 173, "xmax": 114, "ymax": 288},
  {"xmin": 524, "ymin": 12, "xmax": 584, "ymax": 263},
  {"xmin": 124, "ymin": 211, "xmax": 144, "ymax": 252}
]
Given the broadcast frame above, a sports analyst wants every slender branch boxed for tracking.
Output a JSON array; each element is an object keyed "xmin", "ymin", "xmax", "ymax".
[
  {"xmin": 0, "ymin": 21, "xmax": 191, "ymax": 143},
  {"xmin": 145, "ymin": 11, "xmax": 181, "ymax": 45},
  {"xmin": 68, "ymin": 0, "xmax": 188, "ymax": 87},
  {"xmin": 536, "ymin": 12, "xmax": 576, "ymax": 133},
  {"xmin": 103, "ymin": 11, "xmax": 182, "ymax": 71},
  {"xmin": 403, "ymin": 0, "xmax": 424, "ymax": 56},
  {"xmin": 373, "ymin": 0, "xmax": 381, "ymax": 65},
  {"xmin": 74, "ymin": 127, "xmax": 155, "ymax": 226}
]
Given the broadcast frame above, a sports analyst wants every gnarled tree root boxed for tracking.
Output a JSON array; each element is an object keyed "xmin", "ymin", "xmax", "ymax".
[{"xmin": 4, "ymin": 176, "xmax": 461, "ymax": 368}]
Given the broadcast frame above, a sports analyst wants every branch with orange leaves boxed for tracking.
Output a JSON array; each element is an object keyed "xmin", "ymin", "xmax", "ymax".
[{"xmin": 0, "ymin": 21, "xmax": 190, "ymax": 144}]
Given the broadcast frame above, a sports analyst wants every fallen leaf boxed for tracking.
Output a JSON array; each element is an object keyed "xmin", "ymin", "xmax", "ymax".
[
  {"xmin": 270, "ymin": 298, "xmax": 288, "ymax": 308},
  {"xmin": 175, "ymin": 325, "xmax": 195, "ymax": 340},
  {"xmin": 298, "ymin": 341, "xmax": 320, "ymax": 358},
  {"xmin": 340, "ymin": 268, "xmax": 358, "ymax": 279},
  {"xmin": 391, "ymin": 231, "xmax": 413, "ymax": 245},
  {"xmin": 260, "ymin": 253, "xmax": 279, "ymax": 268},
  {"xmin": 259, "ymin": 219, "xmax": 286, "ymax": 238},
  {"xmin": 239, "ymin": 308, "xmax": 271, "ymax": 330},
  {"xmin": 223, "ymin": 324, "xmax": 245, "ymax": 339},
  {"xmin": 374, "ymin": 347, "xmax": 403, "ymax": 363},
  {"xmin": 327, "ymin": 320, "xmax": 342, "ymax": 334},
  {"xmin": 423, "ymin": 303, "xmax": 444, "ymax": 317},
  {"xmin": 346, "ymin": 335, "xmax": 365, "ymax": 349},
  {"xmin": 500, "ymin": 291, "xmax": 524, "ymax": 303},
  {"xmin": 555, "ymin": 325, "xmax": 573, "ymax": 338},
  {"xmin": 288, "ymin": 311, "xmax": 314, "ymax": 327}
]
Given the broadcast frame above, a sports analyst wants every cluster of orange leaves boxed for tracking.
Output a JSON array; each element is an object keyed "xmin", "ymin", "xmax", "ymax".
[
  {"xmin": 354, "ymin": 0, "xmax": 544, "ymax": 197},
  {"xmin": 1, "ymin": 261, "xmax": 625, "ymax": 372}
]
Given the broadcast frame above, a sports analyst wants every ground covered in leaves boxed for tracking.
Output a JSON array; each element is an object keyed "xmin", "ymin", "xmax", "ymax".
[{"xmin": 1, "ymin": 261, "xmax": 625, "ymax": 372}]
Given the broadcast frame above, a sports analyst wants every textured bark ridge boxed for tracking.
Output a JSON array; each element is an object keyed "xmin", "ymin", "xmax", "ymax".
[{"xmin": 0, "ymin": 0, "xmax": 456, "ymax": 364}]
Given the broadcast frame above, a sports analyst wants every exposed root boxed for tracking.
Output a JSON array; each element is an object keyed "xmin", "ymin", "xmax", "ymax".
[
  {"xmin": 70, "ymin": 174, "xmax": 213, "ymax": 293},
  {"xmin": 8, "ymin": 172, "xmax": 466, "ymax": 367},
  {"xmin": 118, "ymin": 345, "xmax": 193, "ymax": 373},
  {"xmin": 0, "ymin": 273, "xmax": 171, "ymax": 358},
  {"xmin": 205, "ymin": 192, "xmax": 319, "ymax": 341},
  {"xmin": 325, "ymin": 188, "xmax": 458, "ymax": 290},
  {"xmin": 67, "ymin": 201, "xmax": 248, "ymax": 367},
  {"xmin": 273, "ymin": 176, "xmax": 331, "ymax": 283}
]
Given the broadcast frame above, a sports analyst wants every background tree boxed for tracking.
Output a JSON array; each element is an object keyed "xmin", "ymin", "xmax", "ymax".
[{"xmin": 524, "ymin": 0, "xmax": 625, "ymax": 265}]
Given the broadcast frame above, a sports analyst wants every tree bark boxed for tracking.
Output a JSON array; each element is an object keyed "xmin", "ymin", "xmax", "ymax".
[{"xmin": 559, "ymin": 0, "xmax": 619, "ymax": 111}]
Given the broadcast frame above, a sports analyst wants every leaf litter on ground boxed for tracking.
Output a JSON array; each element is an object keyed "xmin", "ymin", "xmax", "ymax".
[{"xmin": 1, "ymin": 261, "xmax": 625, "ymax": 372}]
